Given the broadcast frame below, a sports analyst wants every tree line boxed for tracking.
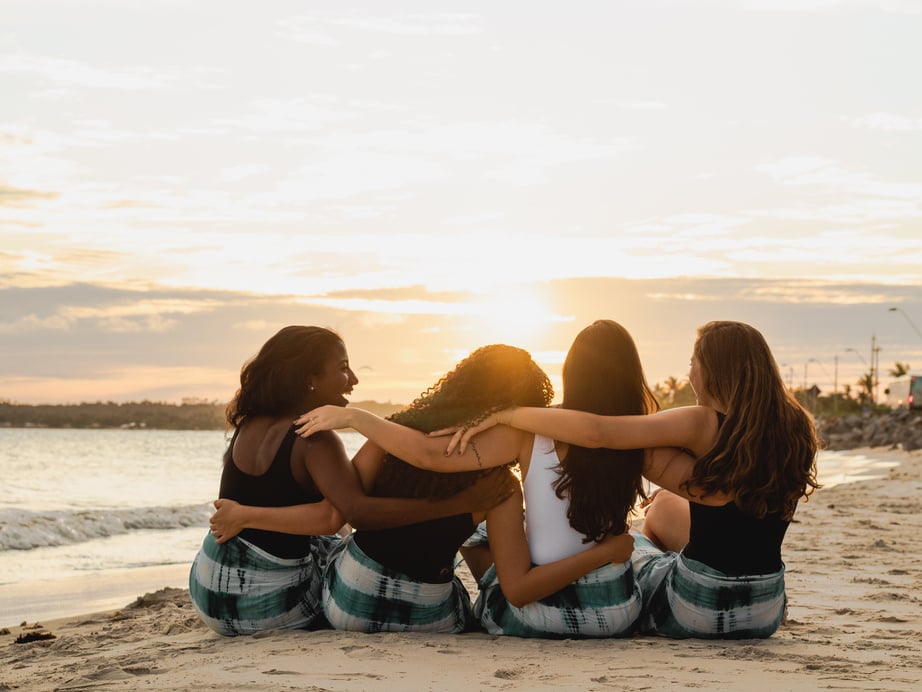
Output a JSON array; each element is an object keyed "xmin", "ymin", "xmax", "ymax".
[{"xmin": 0, "ymin": 399, "xmax": 403, "ymax": 430}]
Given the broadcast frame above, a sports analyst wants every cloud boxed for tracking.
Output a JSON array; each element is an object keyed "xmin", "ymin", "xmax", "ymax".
[
  {"xmin": 220, "ymin": 164, "xmax": 273, "ymax": 182},
  {"xmin": 0, "ymin": 54, "xmax": 175, "ymax": 90},
  {"xmin": 0, "ymin": 287, "xmax": 228, "ymax": 334},
  {"xmin": 753, "ymin": 158, "xmax": 922, "ymax": 223},
  {"xmin": 0, "ymin": 184, "xmax": 59, "ymax": 207},
  {"xmin": 853, "ymin": 112, "xmax": 922, "ymax": 131},
  {"xmin": 306, "ymin": 11, "xmax": 483, "ymax": 36}
]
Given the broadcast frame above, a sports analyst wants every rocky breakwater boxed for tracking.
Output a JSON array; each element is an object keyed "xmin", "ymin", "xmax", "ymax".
[{"xmin": 817, "ymin": 408, "xmax": 922, "ymax": 451}]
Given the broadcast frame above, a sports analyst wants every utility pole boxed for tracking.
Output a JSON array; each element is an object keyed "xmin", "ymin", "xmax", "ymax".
[{"xmin": 871, "ymin": 334, "xmax": 880, "ymax": 406}]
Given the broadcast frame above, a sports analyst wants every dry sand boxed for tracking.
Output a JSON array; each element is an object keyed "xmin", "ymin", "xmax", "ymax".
[{"xmin": 2, "ymin": 447, "xmax": 921, "ymax": 691}]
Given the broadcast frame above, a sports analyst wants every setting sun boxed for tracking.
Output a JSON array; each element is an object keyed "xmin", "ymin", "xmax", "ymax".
[{"xmin": 468, "ymin": 285, "xmax": 572, "ymax": 346}]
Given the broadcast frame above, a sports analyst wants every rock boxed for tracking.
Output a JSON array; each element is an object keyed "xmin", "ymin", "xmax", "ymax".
[{"xmin": 816, "ymin": 410, "xmax": 922, "ymax": 451}]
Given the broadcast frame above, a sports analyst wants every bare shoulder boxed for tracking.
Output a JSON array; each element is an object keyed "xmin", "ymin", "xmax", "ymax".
[
  {"xmin": 649, "ymin": 406, "xmax": 720, "ymax": 454},
  {"xmin": 654, "ymin": 405, "xmax": 719, "ymax": 430},
  {"xmin": 293, "ymin": 429, "xmax": 348, "ymax": 465}
]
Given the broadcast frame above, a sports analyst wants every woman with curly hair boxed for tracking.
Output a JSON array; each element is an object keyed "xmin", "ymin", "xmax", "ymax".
[
  {"xmin": 442, "ymin": 320, "xmax": 821, "ymax": 639},
  {"xmin": 297, "ymin": 321, "xmax": 682, "ymax": 638},
  {"xmin": 190, "ymin": 326, "xmax": 510, "ymax": 636}
]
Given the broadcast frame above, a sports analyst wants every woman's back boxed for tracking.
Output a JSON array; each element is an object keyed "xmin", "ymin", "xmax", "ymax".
[
  {"xmin": 353, "ymin": 514, "xmax": 475, "ymax": 582},
  {"xmin": 219, "ymin": 421, "xmax": 324, "ymax": 558}
]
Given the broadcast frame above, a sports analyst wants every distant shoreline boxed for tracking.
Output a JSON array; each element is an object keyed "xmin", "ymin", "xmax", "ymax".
[{"xmin": 0, "ymin": 400, "xmax": 404, "ymax": 431}]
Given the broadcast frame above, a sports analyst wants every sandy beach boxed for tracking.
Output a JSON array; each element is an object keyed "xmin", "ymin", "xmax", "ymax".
[{"xmin": 2, "ymin": 446, "xmax": 921, "ymax": 691}]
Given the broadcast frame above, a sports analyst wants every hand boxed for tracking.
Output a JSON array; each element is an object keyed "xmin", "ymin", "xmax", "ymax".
[
  {"xmin": 294, "ymin": 405, "xmax": 352, "ymax": 437},
  {"xmin": 209, "ymin": 498, "xmax": 248, "ymax": 544},
  {"xmin": 638, "ymin": 488, "xmax": 664, "ymax": 515},
  {"xmin": 429, "ymin": 409, "xmax": 510, "ymax": 455},
  {"xmin": 456, "ymin": 467, "xmax": 520, "ymax": 513},
  {"xmin": 598, "ymin": 531, "xmax": 634, "ymax": 565}
]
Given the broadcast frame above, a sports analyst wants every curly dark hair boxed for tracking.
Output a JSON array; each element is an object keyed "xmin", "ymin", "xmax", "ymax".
[
  {"xmin": 685, "ymin": 321, "xmax": 820, "ymax": 520},
  {"xmin": 225, "ymin": 326, "xmax": 344, "ymax": 429},
  {"xmin": 371, "ymin": 344, "xmax": 554, "ymax": 499},
  {"xmin": 552, "ymin": 320, "xmax": 659, "ymax": 542}
]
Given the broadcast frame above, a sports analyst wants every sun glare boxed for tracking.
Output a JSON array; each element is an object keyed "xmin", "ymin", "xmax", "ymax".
[{"xmin": 469, "ymin": 285, "xmax": 567, "ymax": 346}]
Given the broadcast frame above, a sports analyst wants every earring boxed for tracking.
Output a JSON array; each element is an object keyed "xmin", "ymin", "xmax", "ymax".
[{"xmin": 309, "ymin": 385, "xmax": 315, "ymax": 391}]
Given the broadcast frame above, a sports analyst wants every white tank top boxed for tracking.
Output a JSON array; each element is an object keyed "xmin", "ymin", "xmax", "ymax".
[{"xmin": 524, "ymin": 435, "xmax": 591, "ymax": 564}]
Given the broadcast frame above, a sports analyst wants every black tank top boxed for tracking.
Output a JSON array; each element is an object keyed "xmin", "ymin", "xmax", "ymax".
[
  {"xmin": 219, "ymin": 425, "xmax": 324, "ymax": 559},
  {"xmin": 354, "ymin": 513, "xmax": 475, "ymax": 583},
  {"xmin": 683, "ymin": 502, "xmax": 788, "ymax": 575},
  {"xmin": 681, "ymin": 413, "xmax": 789, "ymax": 575}
]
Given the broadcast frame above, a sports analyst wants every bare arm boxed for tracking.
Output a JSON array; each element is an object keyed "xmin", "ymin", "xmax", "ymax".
[
  {"xmin": 208, "ymin": 438, "xmax": 391, "ymax": 541},
  {"xmin": 486, "ymin": 487, "xmax": 634, "ymax": 608},
  {"xmin": 642, "ymin": 447, "xmax": 734, "ymax": 505},
  {"xmin": 444, "ymin": 406, "xmax": 717, "ymax": 458},
  {"xmin": 210, "ymin": 498, "xmax": 344, "ymax": 542},
  {"xmin": 304, "ymin": 434, "xmax": 514, "ymax": 530},
  {"xmin": 296, "ymin": 406, "xmax": 526, "ymax": 472}
]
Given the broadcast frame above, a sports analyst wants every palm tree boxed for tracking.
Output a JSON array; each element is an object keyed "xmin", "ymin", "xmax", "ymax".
[
  {"xmin": 663, "ymin": 375, "xmax": 680, "ymax": 405},
  {"xmin": 888, "ymin": 362, "xmax": 911, "ymax": 379},
  {"xmin": 857, "ymin": 373, "xmax": 874, "ymax": 405}
]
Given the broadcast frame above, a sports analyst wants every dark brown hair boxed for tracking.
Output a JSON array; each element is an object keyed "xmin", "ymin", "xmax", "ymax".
[
  {"xmin": 686, "ymin": 320, "xmax": 820, "ymax": 519},
  {"xmin": 552, "ymin": 320, "xmax": 658, "ymax": 541},
  {"xmin": 225, "ymin": 326, "xmax": 344, "ymax": 429}
]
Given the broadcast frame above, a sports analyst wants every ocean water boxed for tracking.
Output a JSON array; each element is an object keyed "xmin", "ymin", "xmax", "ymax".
[
  {"xmin": 0, "ymin": 428, "xmax": 366, "ymax": 589},
  {"xmin": 0, "ymin": 428, "xmax": 898, "ymax": 624}
]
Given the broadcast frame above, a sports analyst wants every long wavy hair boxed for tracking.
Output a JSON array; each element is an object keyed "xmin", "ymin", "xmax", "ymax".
[
  {"xmin": 685, "ymin": 321, "xmax": 820, "ymax": 520},
  {"xmin": 225, "ymin": 326, "xmax": 345, "ymax": 429},
  {"xmin": 371, "ymin": 344, "xmax": 554, "ymax": 499},
  {"xmin": 551, "ymin": 320, "xmax": 658, "ymax": 542}
]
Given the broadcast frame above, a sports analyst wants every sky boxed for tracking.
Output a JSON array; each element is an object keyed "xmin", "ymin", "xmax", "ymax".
[{"xmin": 2, "ymin": 0, "xmax": 921, "ymax": 406}]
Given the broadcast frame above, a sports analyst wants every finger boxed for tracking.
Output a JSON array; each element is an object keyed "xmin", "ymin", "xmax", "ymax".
[
  {"xmin": 444, "ymin": 430, "xmax": 463, "ymax": 456},
  {"xmin": 295, "ymin": 418, "xmax": 316, "ymax": 437},
  {"xmin": 213, "ymin": 498, "xmax": 222, "ymax": 509},
  {"xmin": 428, "ymin": 427, "xmax": 460, "ymax": 438},
  {"xmin": 293, "ymin": 410, "xmax": 316, "ymax": 425},
  {"xmin": 458, "ymin": 429, "xmax": 476, "ymax": 455}
]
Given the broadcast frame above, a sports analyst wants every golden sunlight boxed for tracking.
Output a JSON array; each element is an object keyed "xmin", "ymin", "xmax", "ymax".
[{"xmin": 468, "ymin": 285, "xmax": 567, "ymax": 346}]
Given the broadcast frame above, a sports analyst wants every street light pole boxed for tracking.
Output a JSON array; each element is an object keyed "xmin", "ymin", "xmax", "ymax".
[
  {"xmin": 889, "ymin": 306, "xmax": 922, "ymax": 340},
  {"xmin": 845, "ymin": 347, "xmax": 868, "ymax": 366},
  {"xmin": 871, "ymin": 335, "xmax": 882, "ymax": 405}
]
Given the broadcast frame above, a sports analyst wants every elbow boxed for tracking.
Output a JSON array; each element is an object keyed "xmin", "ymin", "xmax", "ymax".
[
  {"xmin": 323, "ymin": 511, "xmax": 346, "ymax": 535},
  {"xmin": 337, "ymin": 501, "xmax": 372, "ymax": 530},
  {"xmin": 583, "ymin": 422, "xmax": 607, "ymax": 449},
  {"xmin": 499, "ymin": 584, "xmax": 533, "ymax": 609},
  {"xmin": 343, "ymin": 510, "xmax": 375, "ymax": 531}
]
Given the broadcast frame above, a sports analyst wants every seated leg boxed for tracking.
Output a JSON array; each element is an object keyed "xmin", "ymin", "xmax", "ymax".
[
  {"xmin": 641, "ymin": 490, "xmax": 690, "ymax": 553},
  {"xmin": 459, "ymin": 544, "xmax": 493, "ymax": 582}
]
